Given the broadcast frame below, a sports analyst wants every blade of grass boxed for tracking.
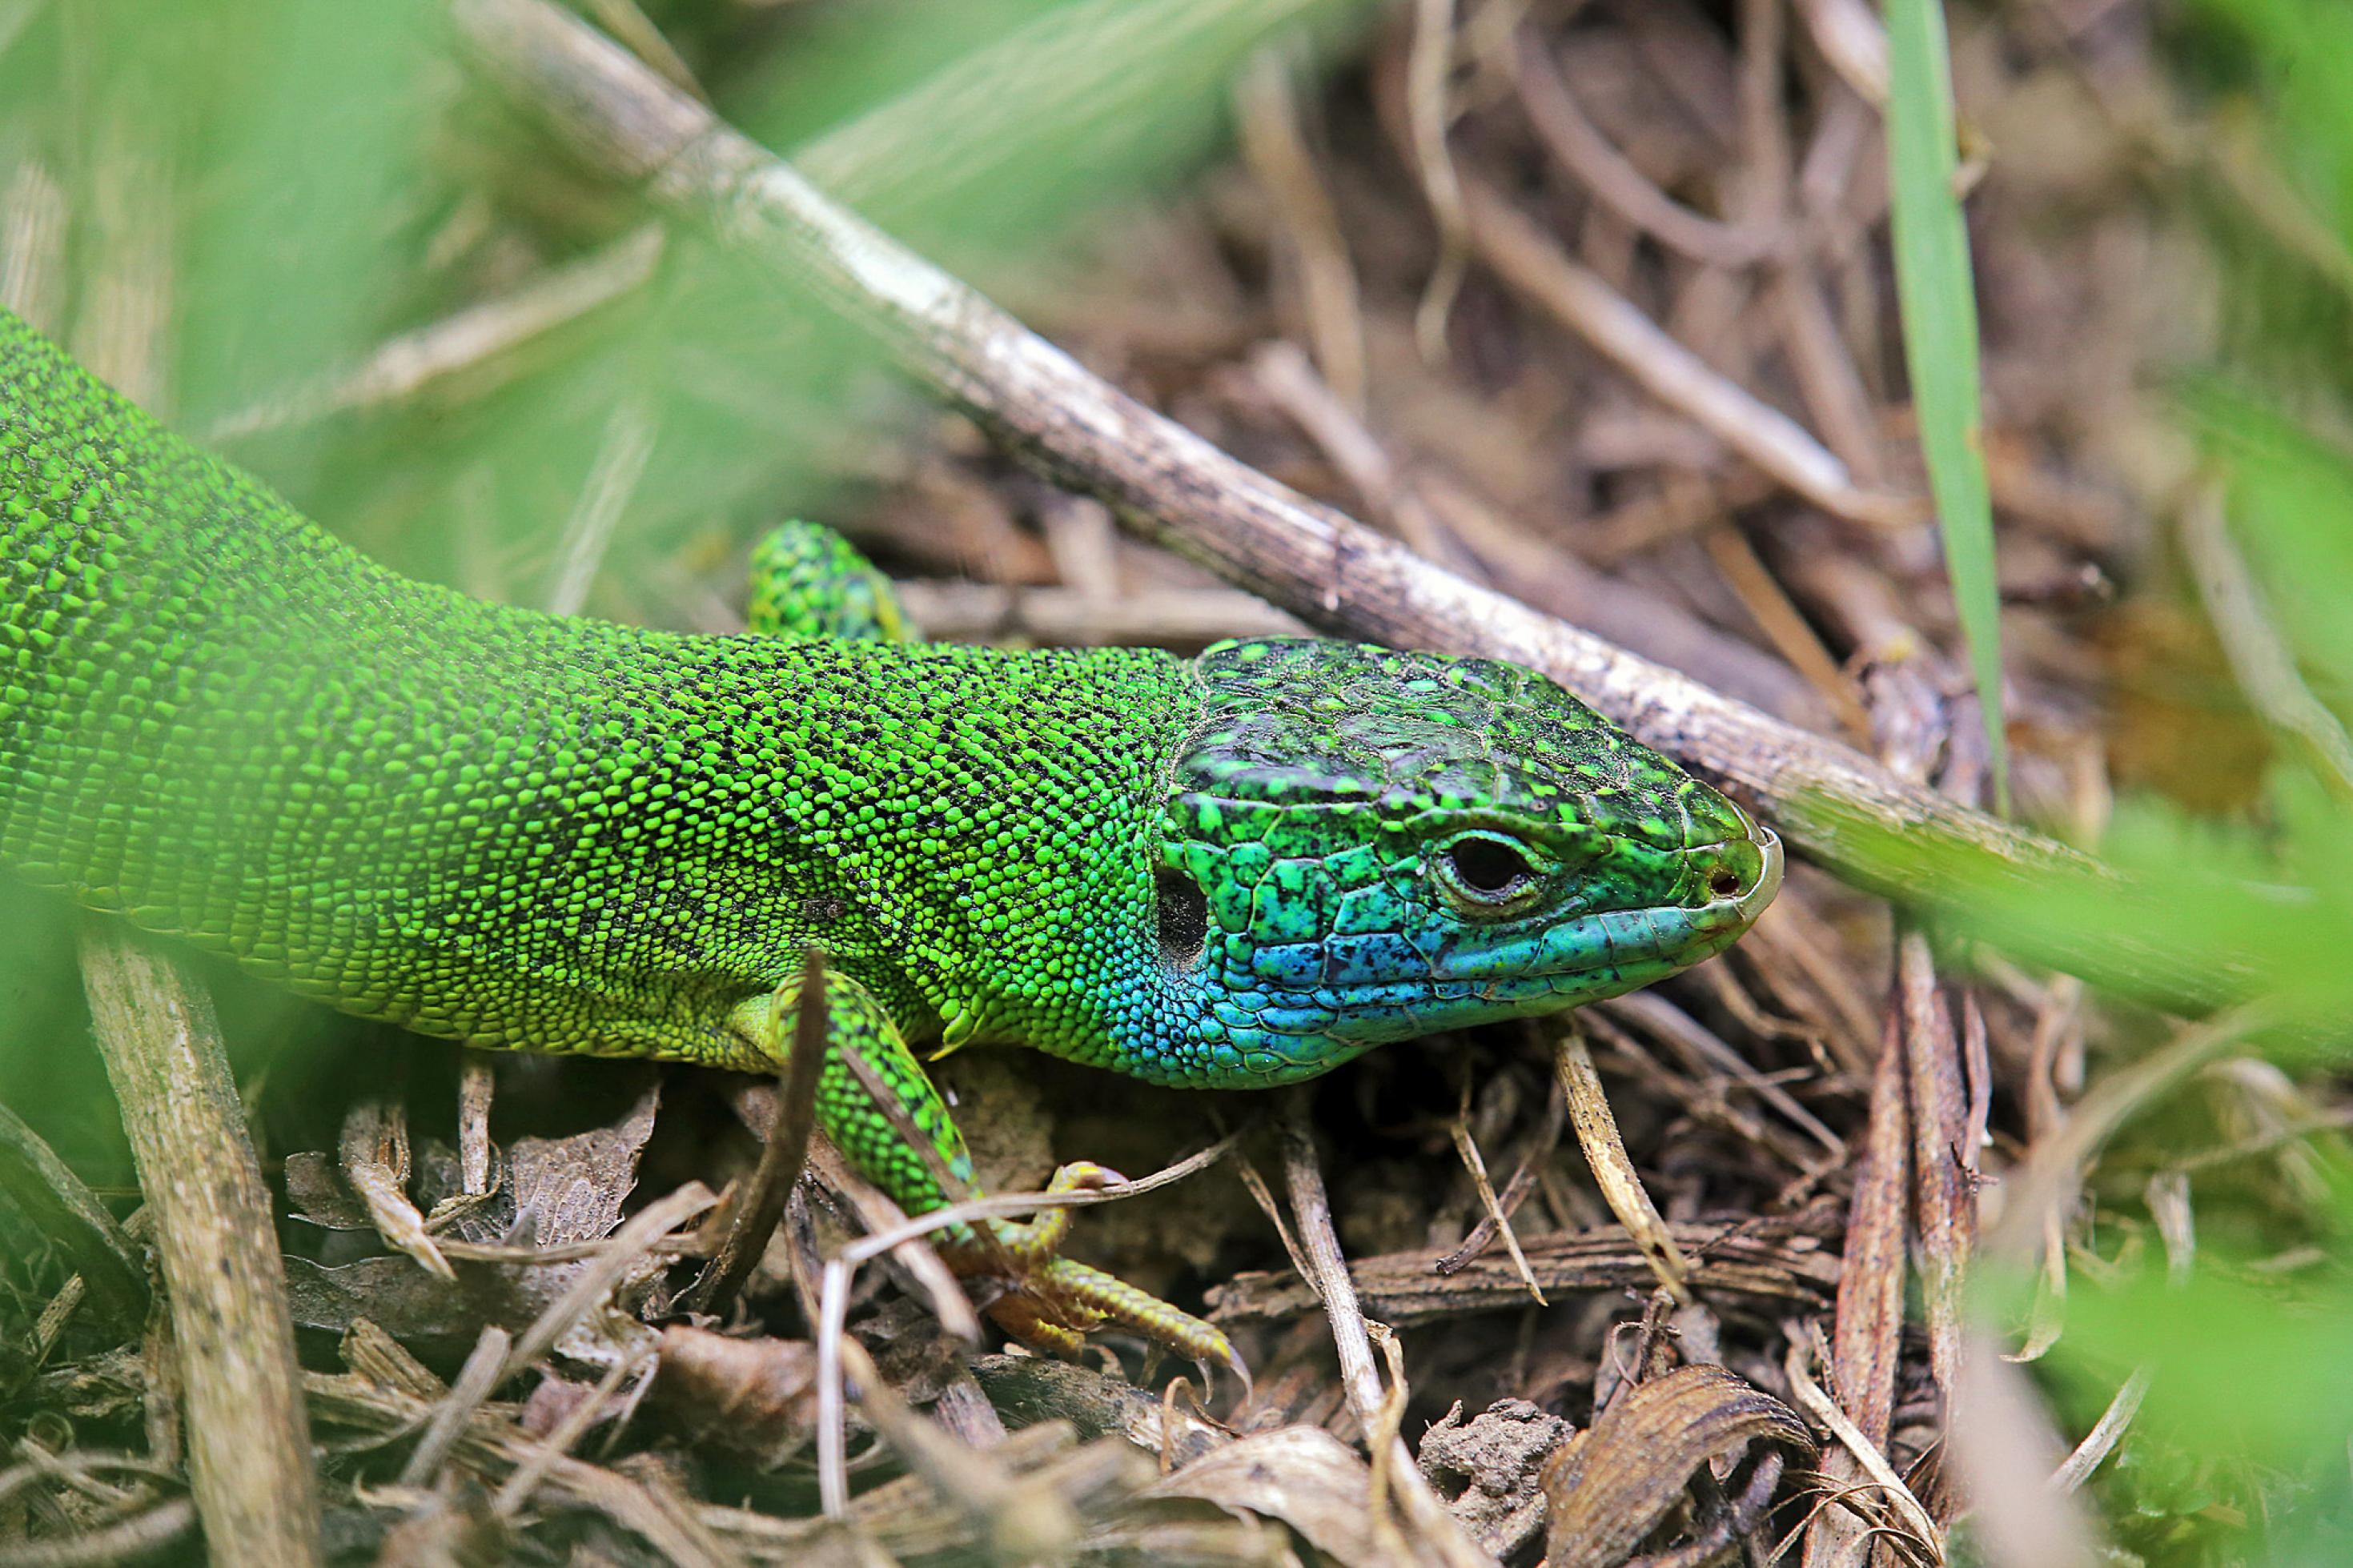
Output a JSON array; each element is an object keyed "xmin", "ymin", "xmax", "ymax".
[{"xmin": 1882, "ymin": 0, "xmax": 2006, "ymax": 812}]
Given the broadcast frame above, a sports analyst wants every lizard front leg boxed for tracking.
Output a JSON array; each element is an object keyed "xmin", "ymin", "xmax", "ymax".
[{"xmin": 729, "ymin": 968, "xmax": 1240, "ymax": 1377}]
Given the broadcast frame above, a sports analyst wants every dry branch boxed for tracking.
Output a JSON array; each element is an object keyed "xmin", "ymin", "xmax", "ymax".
[
  {"xmin": 76, "ymin": 929, "xmax": 323, "ymax": 1568},
  {"xmin": 684, "ymin": 952, "xmax": 831, "ymax": 1317},
  {"xmin": 1806, "ymin": 1014, "xmax": 1912, "ymax": 1568},
  {"xmin": 1278, "ymin": 1096, "xmax": 1494, "ymax": 1568}
]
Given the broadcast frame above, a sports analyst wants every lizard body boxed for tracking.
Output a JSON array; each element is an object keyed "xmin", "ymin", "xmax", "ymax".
[{"xmin": 0, "ymin": 309, "xmax": 1780, "ymax": 1365}]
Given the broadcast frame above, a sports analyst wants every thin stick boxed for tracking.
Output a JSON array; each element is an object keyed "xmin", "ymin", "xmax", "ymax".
[
  {"xmin": 1701, "ymin": 523, "xmax": 1873, "ymax": 738},
  {"xmin": 809, "ymin": 1129, "xmax": 1242, "ymax": 1517},
  {"xmin": 1435, "ymin": 1068, "xmax": 1564, "ymax": 1275},
  {"xmin": 1508, "ymin": 25, "xmax": 1773, "ymax": 267},
  {"xmin": 1603, "ymin": 990, "xmax": 1846, "ymax": 1160},
  {"xmin": 203, "ymin": 227, "xmax": 665, "ymax": 443},
  {"xmin": 1279, "ymin": 1095, "xmax": 1494, "ymax": 1568},
  {"xmin": 1405, "ymin": 0, "xmax": 1469, "ymax": 360},
  {"xmin": 497, "ymin": 1182, "xmax": 718, "ymax": 1381},
  {"xmin": 801, "ymin": 1141, "xmax": 981, "ymax": 1347},
  {"xmin": 1552, "ymin": 1028, "xmax": 1690, "ymax": 1305},
  {"xmin": 0, "ymin": 159, "xmax": 68, "ymax": 336},
  {"xmin": 77, "ymin": 929, "xmax": 323, "ymax": 1567},
  {"xmin": 837, "ymin": 1135, "xmax": 1241, "ymax": 1269},
  {"xmin": 2050, "ymin": 1366, "xmax": 2151, "ymax": 1494},
  {"xmin": 1446, "ymin": 1117, "xmax": 1546, "ymax": 1306},
  {"xmin": 543, "ymin": 397, "xmax": 658, "ymax": 618},
  {"xmin": 396, "ymin": 1325, "xmax": 513, "ymax": 1489},
  {"xmin": 685, "ymin": 951, "xmax": 832, "ymax": 1317},
  {"xmin": 1987, "ymin": 1005, "xmax": 2275, "ymax": 1267},
  {"xmin": 1898, "ymin": 932, "xmax": 1971, "ymax": 1410},
  {"xmin": 1805, "ymin": 1015, "xmax": 1911, "ymax": 1568},
  {"xmin": 815, "ymin": 1254, "xmax": 856, "ymax": 1520},
  {"xmin": 1237, "ymin": 51, "xmax": 1367, "ymax": 410},
  {"xmin": 457, "ymin": 1056, "xmax": 497, "ymax": 1196},
  {"xmin": 1457, "ymin": 174, "xmax": 1906, "ymax": 530},
  {"xmin": 495, "ymin": 1351, "xmax": 647, "ymax": 1517},
  {"xmin": 1834, "ymin": 1016, "xmax": 1909, "ymax": 1454},
  {"xmin": 0, "ymin": 1496, "xmax": 199, "ymax": 1565},
  {"xmin": 1784, "ymin": 1337, "xmax": 1945, "ymax": 1563},
  {"xmin": 834, "ymin": 1335, "xmax": 1082, "ymax": 1558},
  {"xmin": 1793, "ymin": 0, "xmax": 1890, "ymax": 104}
]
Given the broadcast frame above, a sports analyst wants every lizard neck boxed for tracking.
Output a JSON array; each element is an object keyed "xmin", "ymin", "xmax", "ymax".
[{"xmin": 1100, "ymin": 974, "xmax": 1383, "ymax": 1089}]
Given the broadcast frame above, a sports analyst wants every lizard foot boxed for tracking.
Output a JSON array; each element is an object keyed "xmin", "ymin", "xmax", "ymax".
[{"xmin": 940, "ymin": 1161, "xmax": 1247, "ymax": 1389}]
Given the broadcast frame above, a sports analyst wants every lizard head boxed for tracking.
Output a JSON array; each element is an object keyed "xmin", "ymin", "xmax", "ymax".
[{"xmin": 1142, "ymin": 638, "xmax": 1780, "ymax": 1085}]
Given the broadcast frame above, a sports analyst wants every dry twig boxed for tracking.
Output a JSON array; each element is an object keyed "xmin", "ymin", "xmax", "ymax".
[
  {"xmin": 1552, "ymin": 1029, "xmax": 1691, "ymax": 1305},
  {"xmin": 75, "ymin": 931, "xmax": 323, "ymax": 1567},
  {"xmin": 685, "ymin": 951, "xmax": 833, "ymax": 1317}
]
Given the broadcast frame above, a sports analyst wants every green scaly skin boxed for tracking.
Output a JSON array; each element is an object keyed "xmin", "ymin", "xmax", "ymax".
[{"xmin": 0, "ymin": 309, "xmax": 1781, "ymax": 1372}]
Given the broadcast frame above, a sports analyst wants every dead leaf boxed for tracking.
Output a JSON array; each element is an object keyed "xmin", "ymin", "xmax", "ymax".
[
  {"xmin": 1142, "ymin": 1426, "xmax": 1387, "ymax": 1568},
  {"xmin": 1542, "ymin": 1364, "xmax": 1815, "ymax": 1568},
  {"xmin": 648, "ymin": 1325, "xmax": 819, "ymax": 1471}
]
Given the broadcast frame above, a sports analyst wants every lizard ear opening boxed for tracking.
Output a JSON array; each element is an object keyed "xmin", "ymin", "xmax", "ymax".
[{"xmin": 1156, "ymin": 869, "xmax": 1208, "ymax": 968}]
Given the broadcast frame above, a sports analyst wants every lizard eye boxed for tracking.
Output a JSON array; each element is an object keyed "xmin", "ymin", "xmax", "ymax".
[
  {"xmin": 1156, "ymin": 869, "xmax": 1208, "ymax": 968},
  {"xmin": 1445, "ymin": 836, "xmax": 1534, "ymax": 894}
]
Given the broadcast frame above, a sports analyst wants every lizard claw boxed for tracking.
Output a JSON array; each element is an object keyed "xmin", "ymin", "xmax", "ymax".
[{"xmin": 1200, "ymin": 1343, "xmax": 1254, "ymax": 1402}]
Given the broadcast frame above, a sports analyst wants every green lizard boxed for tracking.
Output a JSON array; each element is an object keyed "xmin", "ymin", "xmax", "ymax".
[{"xmin": 0, "ymin": 308, "xmax": 1781, "ymax": 1372}]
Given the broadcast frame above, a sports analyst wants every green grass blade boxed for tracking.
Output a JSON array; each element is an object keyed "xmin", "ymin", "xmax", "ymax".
[{"xmin": 1882, "ymin": 0, "xmax": 2006, "ymax": 812}]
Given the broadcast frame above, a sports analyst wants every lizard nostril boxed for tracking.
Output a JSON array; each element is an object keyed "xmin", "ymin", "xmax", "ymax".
[
  {"xmin": 1156, "ymin": 869, "xmax": 1208, "ymax": 967},
  {"xmin": 1709, "ymin": 867, "xmax": 1744, "ymax": 898}
]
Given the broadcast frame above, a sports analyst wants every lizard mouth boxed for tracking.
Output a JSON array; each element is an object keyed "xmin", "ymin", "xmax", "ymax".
[
  {"xmin": 1279, "ymin": 814, "xmax": 1784, "ymax": 1015},
  {"xmin": 1154, "ymin": 814, "xmax": 1784, "ymax": 1085},
  {"xmin": 1724, "ymin": 816, "xmax": 1785, "ymax": 926},
  {"xmin": 1447, "ymin": 812, "xmax": 1780, "ymax": 984}
]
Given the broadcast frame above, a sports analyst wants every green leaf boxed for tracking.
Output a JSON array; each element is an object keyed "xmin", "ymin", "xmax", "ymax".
[{"xmin": 1882, "ymin": 0, "xmax": 2006, "ymax": 812}]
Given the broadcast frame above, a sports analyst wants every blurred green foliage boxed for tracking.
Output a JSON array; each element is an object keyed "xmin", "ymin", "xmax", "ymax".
[
  {"xmin": 1881, "ymin": 0, "xmax": 2006, "ymax": 810},
  {"xmin": 1928, "ymin": 0, "xmax": 2353, "ymax": 1556}
]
